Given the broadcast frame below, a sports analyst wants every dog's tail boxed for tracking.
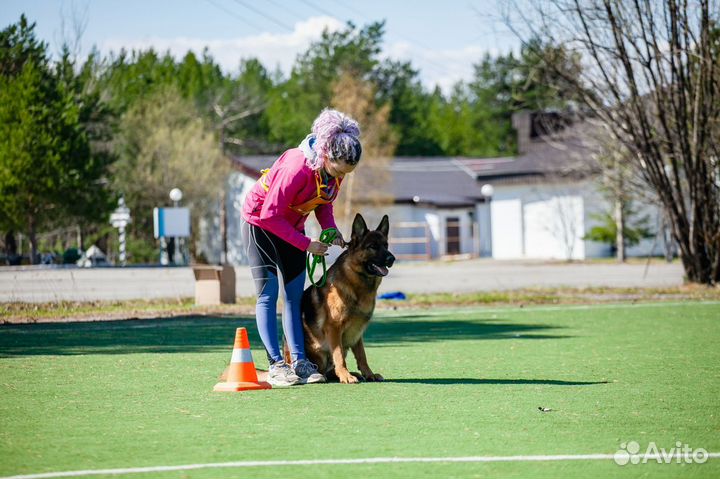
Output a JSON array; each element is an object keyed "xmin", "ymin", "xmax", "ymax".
[{"xmin": 282, "ymin": 339, "xmax": 292, "ymax": 365}]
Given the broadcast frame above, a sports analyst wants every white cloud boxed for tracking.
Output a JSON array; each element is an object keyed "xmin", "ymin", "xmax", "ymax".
[
  {"xmin": 100, "ymin": 16, "xmax": 344, "ymax": 75},
  {"xmin": 99, "ymin": 15, "xmax": 499, "ymax": 93}
]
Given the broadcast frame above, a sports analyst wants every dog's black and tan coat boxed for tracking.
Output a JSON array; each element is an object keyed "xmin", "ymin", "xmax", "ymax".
[{"xmin": 294, "ymin": 213, "xmax": 395, "ymax": 383}]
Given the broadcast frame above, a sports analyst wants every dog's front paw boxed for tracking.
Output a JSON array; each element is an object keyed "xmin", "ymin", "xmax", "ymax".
[
  {"xmin": 364, "ymin": 372, "xmax": 384, "ymax": 382},
  {"xmin": 337, "ymin": 370, "xmax": 359, "ymax": 384}
]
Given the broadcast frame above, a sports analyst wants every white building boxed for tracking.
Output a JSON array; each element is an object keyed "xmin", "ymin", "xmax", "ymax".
[{"xmin": 201, "ymin": 112, "xmax": 668, "ymax": 264}]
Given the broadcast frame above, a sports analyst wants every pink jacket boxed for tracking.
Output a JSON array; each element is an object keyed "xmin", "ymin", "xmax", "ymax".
[{"xmin": 242, "ymin": 148, "xmax": 339, "ymax": 251}]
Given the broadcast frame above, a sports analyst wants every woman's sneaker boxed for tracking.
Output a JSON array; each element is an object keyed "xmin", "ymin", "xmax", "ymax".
[
  {"xmin": 293, "ymin": 359, "xmax": 326, "ymax": 384},
  {"xmin": 268, "ymin": 360, "xmax": 301, "ymax": 387}
]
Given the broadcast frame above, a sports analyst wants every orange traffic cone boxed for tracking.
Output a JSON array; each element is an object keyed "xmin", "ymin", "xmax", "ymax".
[{"xmin": 214, "ymin": 327, "xmax": 271, "ymax": 392}]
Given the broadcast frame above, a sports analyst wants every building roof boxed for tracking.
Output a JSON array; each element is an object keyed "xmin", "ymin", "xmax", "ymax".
[
  {"xmin": 231, "ymin": 156, "xmax": 273, "ymax": 180},
  {"xmin": 457, "ymin": 120, "xmax": 600, "ymax": 182},
  {"xmin": 389, "ymin": 158, "xmax": 486, "ymax": 207},
  {"xmin": 231, "ymin": 154, "xmax": 486, "ymax": 208}
]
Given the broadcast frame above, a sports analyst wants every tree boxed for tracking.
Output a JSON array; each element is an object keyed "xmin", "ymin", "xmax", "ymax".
[
  {"xmin": 584, "ymin": 203, "xmax": 654, "ymax": 257},
  {"xmin": 55, "ymin": 47, "xmax": 116, "ymax": 247},
  {"xmin": 547, "ymin": 194, "xmax": 583, "ymax": 261},
  {"xmin": 112, "ymin": 87, "xmax": 226, "ymax": 262},
  {"xmin": 504, "ymin": 0, "xmax": 720, "ymax": 284},
  {"xmin": 98, "ymin": 48, "xmax": 179, "ymax": 114},
  {"xmin": 587, "ymin": 132, "xmax": 657, "ymax": 262},
  {"xmin": 373, "ymin": 60, "xmax": 443, "ymax": 156},
  {"xmin": 0, "ymin": 15, "xmax": 48, "ymax": 73},
  {"xmin": 330, "ymin": 72, "xmax": 397, "ymax": 231},
  {"xmin": 266, "ymin": 22, "xmax": 385, "ymax": 149},
  {"xmin": 467, "ymin": 38, "xmax": 584, "ymax": 157},
  {"xmin": 176, "ymin": 49, "xmax": 224, "ymax": 107},
  {"xmin": 0, "ymin": 16, "xmax": 113, "ymax": 263},
  {"xmin": 208, "ymin": 59, "xmax": 268, "ymax": 263},
  {"xmin": 431, "ymin": 83, "xmax": 484, "ymax": 156},
  {"xmin": 211, "ymin": 59, "xmax": 269, "ymax": 156}
]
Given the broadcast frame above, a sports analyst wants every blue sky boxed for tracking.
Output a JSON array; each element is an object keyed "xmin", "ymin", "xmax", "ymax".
[{"xmin": 1, "ymin": 0, "xmax": 519, "ymax": 92}]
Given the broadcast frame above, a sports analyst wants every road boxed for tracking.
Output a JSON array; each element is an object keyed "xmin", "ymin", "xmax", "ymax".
[{"xmin": 0, "ymin": 259, "xmax": 684, "ymax": 303}]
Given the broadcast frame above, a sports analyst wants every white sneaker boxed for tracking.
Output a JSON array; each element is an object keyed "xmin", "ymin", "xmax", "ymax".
[
  {"xmin": 268, "ymin": 360, "xmax": 301, "ymax": 387},
  {"xmin": 293, "ymin": 359, "xmax": 326, "ymax": 384}
]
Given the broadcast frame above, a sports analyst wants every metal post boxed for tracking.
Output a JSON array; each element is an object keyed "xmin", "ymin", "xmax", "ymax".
[
  {"xmin": 111, "ymin": 196, "xmax": 131, "ymax": 267},
  {"xmin": 169, "ymin": 188, "xmax": 184, "ymax": 265},
  {"xmin": 220, "ymin": 189, "xmax": 227, "ymax": 265},
  {"xmin": 118, "ymin": 225, "xmax": 126, "ymax": 266},
  {"xmin": 160, "ymin": 237, "xmax": 169, "ymax": 265}
]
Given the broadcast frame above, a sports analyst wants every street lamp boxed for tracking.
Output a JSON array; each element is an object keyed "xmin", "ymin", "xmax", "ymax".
[
  {"xmin": 165, "ymin": 188, "xmax": 183, "ymax": 264},
  {"xmin": 480, "ymin": 184, "xmax": 494, "ymax": 199},
  {"xmin": 169, "ymin": 188, "xmax": 183, "ymax": 207}
]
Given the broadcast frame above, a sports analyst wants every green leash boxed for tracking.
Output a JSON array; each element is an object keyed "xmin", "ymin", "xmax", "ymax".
[{"xmin": 307, "ymin": 227, "xmax": 338, "ymax": 288}]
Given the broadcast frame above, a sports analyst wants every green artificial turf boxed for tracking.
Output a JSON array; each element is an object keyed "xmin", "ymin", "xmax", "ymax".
[{"xmin": 0, "ymin": 302, "xmax": 719, "ymax": 478}]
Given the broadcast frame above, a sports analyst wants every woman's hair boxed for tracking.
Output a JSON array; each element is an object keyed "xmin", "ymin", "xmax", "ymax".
[{"xmin": 311, "ymin": 108, "xmax": 362, "ymax": 169}]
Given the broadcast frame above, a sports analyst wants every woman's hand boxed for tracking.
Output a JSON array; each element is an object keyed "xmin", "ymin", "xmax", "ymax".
[{"xmin": 307, "ymin": 241, "xmax": 329, "ymax": 255}]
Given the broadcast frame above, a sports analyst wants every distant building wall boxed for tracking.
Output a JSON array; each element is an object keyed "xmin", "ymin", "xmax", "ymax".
[
  {"xmin": 523, "ymin": 193, "xmax": 585, "ymax": 260},
  {"xmin": 491, "ymin": 181, "xmax": 590, "ymax": 260},
  {"xmin": 198, "ymin": 172, "xmax": 255, "ymax": 265},
  {"xmin": 490, "ymin": 196, "xmax": 524, "ymax": 259},
  {"xmin": 489, "ymin": 179, "xmax": 667, "ymax": 260},
  {"xmin": 476, "ymin": 202, "xmax": 492, "ymax": 257}
]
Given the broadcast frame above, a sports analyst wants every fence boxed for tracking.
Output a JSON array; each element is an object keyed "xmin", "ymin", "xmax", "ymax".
[{"xmin": 388, "ymin": 221, "xmax": 432, "ymax": 261}]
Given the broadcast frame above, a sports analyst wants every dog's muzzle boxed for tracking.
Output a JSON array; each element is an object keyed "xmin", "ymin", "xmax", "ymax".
[{"xmin": 368, "ymin": 253, "xmax": 395, "ymax": 277}]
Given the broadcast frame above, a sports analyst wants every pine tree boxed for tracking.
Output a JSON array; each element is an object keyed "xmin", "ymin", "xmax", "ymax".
[{"xmin": 0, "ymin": 16, "xmax": 113, "ymax": 263}]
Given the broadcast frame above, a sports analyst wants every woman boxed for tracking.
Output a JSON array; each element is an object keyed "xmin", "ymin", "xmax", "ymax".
[{"xmin": 241, "ymin": 108, "xmax": 362, "ymax": 386}]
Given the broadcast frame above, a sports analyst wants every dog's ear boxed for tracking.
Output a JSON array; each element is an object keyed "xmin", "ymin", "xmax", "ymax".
[
  {"xmin": 351, "ymin": 213, "xmax": 368, "ymax": 242},
  {"xmin": 376, "ymin": 215, "xmax": 389, "ymax": 237}
]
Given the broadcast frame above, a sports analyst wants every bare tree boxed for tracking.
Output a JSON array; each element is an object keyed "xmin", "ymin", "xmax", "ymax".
[
  {"xmin": 57, "ymin": 1, "xmax": 88, "ymax": 62},
  {"xmin": 330, "ymin": 72, "xmax": 397, "ymax": 232},
  {"xmin": 590, "ymin": 127, "xmax": 645, "ymax": 262},
  {"xmin": 552, "ymin": 194, "xmax": 582, "ymax": 261},
  {"xmin": 112, "ymin": 87, "xmax": 227, "ymax": 262},
  {"xmin": 211, "ymin": 92, "xmax": 264, "ymax": 153},
  {"xmin": 504, "ymin": 0, "xmax": 720, "ymax": 283},
  {"xmin": 211, "ymin": 89, "xmax": 264, "ymax": 264},
  {"xmin": 530, "ymin": 184, "xmax": 583, "ymax": 261}
]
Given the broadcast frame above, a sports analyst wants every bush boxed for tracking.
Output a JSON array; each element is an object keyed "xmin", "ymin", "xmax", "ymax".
[
  {"xmin": 125, "ymin": 235, "xmax": 158, "ymax": 264},
  {"xmin": 62, "ymin": 248, "xmax": 81, "ymax": 264}
]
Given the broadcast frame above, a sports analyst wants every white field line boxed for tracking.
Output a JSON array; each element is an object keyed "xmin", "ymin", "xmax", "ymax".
[{"xmin": 2, "ymin": 453, "xmax": 718, "ymax": 479}]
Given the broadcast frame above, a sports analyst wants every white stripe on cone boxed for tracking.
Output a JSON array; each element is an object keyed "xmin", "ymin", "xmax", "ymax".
[{"xmin": 230, "ymin": 348, "xmax": 254, "ymax": 364}]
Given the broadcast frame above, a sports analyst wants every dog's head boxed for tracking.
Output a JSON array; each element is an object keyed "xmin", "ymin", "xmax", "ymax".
[{"xmin": 348, "ymin": 213, "xmax": 395, "ymax": 277}]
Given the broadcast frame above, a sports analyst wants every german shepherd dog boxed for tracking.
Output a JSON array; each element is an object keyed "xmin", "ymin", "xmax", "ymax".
[{"xmin": 290, "ymin": 213, "xmax": 395, "ymax": 383}]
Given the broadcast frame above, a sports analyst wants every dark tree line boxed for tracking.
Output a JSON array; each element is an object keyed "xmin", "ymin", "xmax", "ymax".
[{"xmin": 0, "ymin": 16, "xmax": 113, "ymax": 263}]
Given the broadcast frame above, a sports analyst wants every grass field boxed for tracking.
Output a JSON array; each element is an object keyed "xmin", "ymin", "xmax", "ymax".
[{"xmin": 1, "ymin": 301, "xmax": 719, "ymax": 478}]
